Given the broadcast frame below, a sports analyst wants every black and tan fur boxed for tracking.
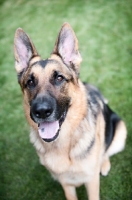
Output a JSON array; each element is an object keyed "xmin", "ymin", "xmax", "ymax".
[{"xmin": 14, "ymin": 23, "xmax": 127, "ymax": 200}]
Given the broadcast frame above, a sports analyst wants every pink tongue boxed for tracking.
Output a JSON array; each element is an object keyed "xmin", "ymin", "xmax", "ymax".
[{"xmin": 38, "ymin": 121, "xmax": 59, "ymax": 139}]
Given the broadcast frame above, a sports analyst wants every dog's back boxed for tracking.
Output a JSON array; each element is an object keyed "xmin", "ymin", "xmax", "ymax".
[
  {"xmin": 85, "ymin": 83, "xmax": 126, "ymax": 152},
  {"xmin": 84, "ymin": 83, "xmax": 127, "ymax": 177}
]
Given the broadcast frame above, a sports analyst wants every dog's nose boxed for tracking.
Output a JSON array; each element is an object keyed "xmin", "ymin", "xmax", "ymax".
[{"xmin": 32, "ymin": 102, "xmax": 53, "ymax": 119}]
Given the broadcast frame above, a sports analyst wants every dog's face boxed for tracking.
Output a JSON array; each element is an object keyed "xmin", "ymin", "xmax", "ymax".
[{"xmin": 14, "ymin": 23, "xmax": 82, "ymax": 142}]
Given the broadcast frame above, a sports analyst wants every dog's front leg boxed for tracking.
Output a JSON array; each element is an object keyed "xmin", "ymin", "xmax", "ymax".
[
  {"xmin": 85, "ymin": 171, "xmax": 100, "ymax": 200},
  {"xmin": 61, "ymin": 184, "xmax": 78, "ymax": 200}
]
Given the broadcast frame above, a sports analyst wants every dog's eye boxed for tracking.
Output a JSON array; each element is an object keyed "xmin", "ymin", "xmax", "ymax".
[
  {"xmin": 56, "ymin": 75, "xmax": 64, "ymax": 83},
  {"xmin": 52, "ymin": 71, "xmax": 66, "ymax": 86},
  {"xmin": 27, "ymin": 79, "xmax": 35, "ymax": 88}
]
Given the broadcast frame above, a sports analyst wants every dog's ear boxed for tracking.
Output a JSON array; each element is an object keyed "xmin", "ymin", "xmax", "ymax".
[
  {"xmin": 14, "ymin": 28, "xmax": 38, "ymax": 73},
  {"xmin": 52, "ymin": 23, "xmax": 82, "ymax": 75}
]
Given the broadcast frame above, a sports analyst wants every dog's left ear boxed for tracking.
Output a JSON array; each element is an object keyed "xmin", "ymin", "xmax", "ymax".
[{"xmin": 52, "ymin": 23, "xmax": 82, "ymax": 75}]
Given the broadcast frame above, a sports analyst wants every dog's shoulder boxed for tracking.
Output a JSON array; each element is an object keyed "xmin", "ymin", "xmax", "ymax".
[{"xmin": 84, "ymin": 83, "xmax": 105, "ymax": 120}]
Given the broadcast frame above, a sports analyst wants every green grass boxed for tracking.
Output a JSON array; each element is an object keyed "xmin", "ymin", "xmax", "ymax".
[{"xmin": 0, "ymin": 0, "xmax": 132, "ymax": 199}]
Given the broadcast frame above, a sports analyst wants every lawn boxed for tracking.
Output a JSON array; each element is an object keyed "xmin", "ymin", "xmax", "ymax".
[{"xmin": 0, "ymin": 0, "xmax": 132, "ymax": 199}]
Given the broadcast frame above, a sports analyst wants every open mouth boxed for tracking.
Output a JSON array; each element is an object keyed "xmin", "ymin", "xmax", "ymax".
[{"xmin": 38, "ymin": 110, "xmax": 67, "ymax": 142}]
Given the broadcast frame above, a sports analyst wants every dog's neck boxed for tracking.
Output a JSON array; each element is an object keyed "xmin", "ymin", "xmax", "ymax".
[{"xmin": 65, "ymin": 79, "xmax": 88, "ymax": 132}]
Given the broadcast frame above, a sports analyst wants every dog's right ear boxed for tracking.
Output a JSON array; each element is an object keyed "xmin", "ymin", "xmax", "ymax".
[{"xmin": 14, "ymin": 28, "xmax": 38, "ymax": 73}]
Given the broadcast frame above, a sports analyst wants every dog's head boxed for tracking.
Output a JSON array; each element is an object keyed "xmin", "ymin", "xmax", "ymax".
[{"xmin": 14, "ymin": 23, "xmax": 82, "ymax": 142}]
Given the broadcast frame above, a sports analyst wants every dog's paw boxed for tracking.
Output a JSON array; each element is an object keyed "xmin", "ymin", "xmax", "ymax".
[{"xmin": 101, "ymin": 159, "xmax": 111, "ymax": 176}]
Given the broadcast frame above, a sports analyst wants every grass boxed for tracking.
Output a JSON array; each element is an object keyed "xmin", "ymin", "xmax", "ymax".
[{"xmin": 0, "ymin": 0, "xmax": 132, "ymax": 199}]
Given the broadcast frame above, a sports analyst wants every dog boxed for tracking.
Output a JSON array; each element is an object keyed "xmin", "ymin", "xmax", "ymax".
[{"xmin": 14, "ymin": 23, "xmax": 127, "ymax": 200}]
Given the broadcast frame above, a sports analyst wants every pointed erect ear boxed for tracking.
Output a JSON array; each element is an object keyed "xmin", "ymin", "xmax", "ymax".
[
  {"xmin": 52, "ymin": 23, "xmax": 82, "ymax": 75},
  {"xmin": 14, "ymin": 28, "xmax": 38, "ymax": 73}
]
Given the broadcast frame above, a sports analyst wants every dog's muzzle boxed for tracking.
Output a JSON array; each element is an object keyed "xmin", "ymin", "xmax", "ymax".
[{"xmin": 30, "ymin": 96, "xmax": 68, "ymax": 142}]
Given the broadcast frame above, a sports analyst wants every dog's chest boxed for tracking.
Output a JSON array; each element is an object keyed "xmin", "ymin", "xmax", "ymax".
[
  {"xmin": 30, "ymin": 128, "xmax": 97, "ymax": 185},
  {"xmin": 38, "ymin": 145, "xmax": 96, "ymax": 186}
]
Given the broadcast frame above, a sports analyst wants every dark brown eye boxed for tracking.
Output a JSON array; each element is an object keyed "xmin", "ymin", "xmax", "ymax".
[
  {"xmin": 27, "ymin": 79, "xmax": 35, "ymax": 88},
  {"xmin": 56, "ymin": 75, "xmax": 64, "ymax": 83}
]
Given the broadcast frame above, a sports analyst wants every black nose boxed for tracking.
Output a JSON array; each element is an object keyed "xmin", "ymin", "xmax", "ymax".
[{"xmin": 31, "ymin": 101, "xmax": 53, "ymax": 119}]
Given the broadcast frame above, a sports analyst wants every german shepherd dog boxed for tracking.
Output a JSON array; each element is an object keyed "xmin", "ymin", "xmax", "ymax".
[{"xmin": 14, "ymin": 23, "xmax": 127, "ymax": 200}]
